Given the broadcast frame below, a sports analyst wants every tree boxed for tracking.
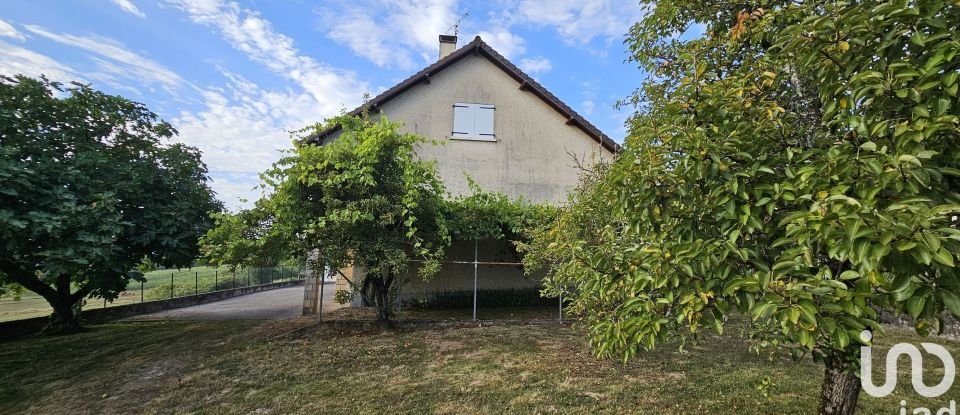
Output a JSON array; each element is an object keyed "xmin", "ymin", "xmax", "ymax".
[
  {"xmin": 527, "ymin": 1, "xmax": 959, "ymax": 413},
  {"xmin": 266, "ymin": 115, "xmax": 449, "ymax": 322},
  {"xmin": 0, "ymin": 75, "xmax": 221, "ymax": 334},
  {"xmin": 200, "ymin": 202, "xmax": 294, "ymax": 272}
]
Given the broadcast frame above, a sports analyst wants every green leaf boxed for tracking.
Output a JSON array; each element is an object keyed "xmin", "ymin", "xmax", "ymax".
[
  {"xmin": 906, "ymin": 296, "xmax": 926, "ymax": 319},
  {"xmin": 839, "ymin": 270, "xmax": 860, "ymax": 280},
  {"xmin": 751, "ymin": 302, "xmax": 777, "ymax": 321},
  {"xmin": 772, "ymin": 260, "xmax": 797, "ymax": 274},
  {"xmin": 896, "ymin": 241, "xmax": 917, "ymax": 251},
  {"xmin": 729, "ymin": 228, "xmax": 741, "ymax": 244},
  {"xmin": 933, "ymin": 247, "xmax": 955, "ymax": 267},
  {"xmin": 941, "ymin": 291, "xmax": 960, "ymax": 317},
  {"xmin": 889, "ymin": 274, "xmax": 912, "ymax": 293}
]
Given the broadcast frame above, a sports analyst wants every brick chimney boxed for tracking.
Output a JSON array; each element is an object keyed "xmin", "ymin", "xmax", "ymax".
[{"xmin": 439, "ymin": 34, "xmax": 457, "ymax": 59}]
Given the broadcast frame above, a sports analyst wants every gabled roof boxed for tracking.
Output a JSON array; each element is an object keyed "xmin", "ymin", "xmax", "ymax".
[{"xmin": 308, "ymin": 36, "xmax": 621, "ymax": 153}]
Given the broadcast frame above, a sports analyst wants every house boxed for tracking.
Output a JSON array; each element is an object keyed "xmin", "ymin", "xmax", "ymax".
[{"xmin": 302, "ymin": 35, "xmax": 618, "ymax": 314}]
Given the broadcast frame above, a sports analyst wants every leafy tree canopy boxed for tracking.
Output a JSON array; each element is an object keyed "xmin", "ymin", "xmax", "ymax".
[
  {"xmin": 0, "ymin": 75, "xmax": 221, "ymax": 333},
  {"xmin": 447, "ymin": 179, "xmax": 557, "ymax": 243},
  {"xmin": 200, "ymin": 201, "xmax": 295, "ymax": 271},
  {"xmin": 265, "ymin": 115, "xmax": 449, "ymax": 321},
  {"xmin": 528, "ymin": 1, "xmax": 959, "ymax": 413}
]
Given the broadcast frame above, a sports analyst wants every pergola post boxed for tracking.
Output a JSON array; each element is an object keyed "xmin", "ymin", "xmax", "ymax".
[{"xmin": 302, "ymin": 249, "xmax": 322, "ymax": 316}]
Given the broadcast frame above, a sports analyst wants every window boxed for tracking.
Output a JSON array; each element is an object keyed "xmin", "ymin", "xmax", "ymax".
[{"xmin": 451, "ymin": 103, "xmax": 495, "ymax": 141}]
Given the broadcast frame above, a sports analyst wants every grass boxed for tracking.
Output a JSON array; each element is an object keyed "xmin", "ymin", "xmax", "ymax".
[
  {"xmin": 0, "ymin": 265, "xmax": 305, "ymax": 322},
  {"xmin": 0, "ymin": 318, "xmax": 956, "ymax": 414}
]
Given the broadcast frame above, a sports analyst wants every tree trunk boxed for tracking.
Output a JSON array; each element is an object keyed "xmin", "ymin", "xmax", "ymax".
[
  {"xmin": 819, "ymin": 351, "xmax": 862, "ymax": 415},
  {"xmin": 368, "ymin": 272, "xmax": 396, "ymax": 325},
  {"xmin": 2, "ymin": 269, "xmax": 86, "ymax": 335},
  {"xmin": 372, "ymin": 276, "xmax": 391, "ymax": 322},
  {"xmin": 42, "ymin": 297, "xmax": 83, "ymax": 335}
]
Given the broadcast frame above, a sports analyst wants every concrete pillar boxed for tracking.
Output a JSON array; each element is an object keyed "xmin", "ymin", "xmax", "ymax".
[{"xmin": 302, "ymin": 249, "xmax": 321, "ymax": 315}]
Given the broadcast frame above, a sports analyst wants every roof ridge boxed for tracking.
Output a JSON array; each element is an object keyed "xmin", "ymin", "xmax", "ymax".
[{"xmin": 308, "ymin": 36, "xmax": 621, "ymax": 153}]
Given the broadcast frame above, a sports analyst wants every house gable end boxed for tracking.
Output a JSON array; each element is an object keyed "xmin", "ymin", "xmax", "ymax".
[{"xmin": 307, "ymin": 36, "xmax": 621, "ymax": 154}]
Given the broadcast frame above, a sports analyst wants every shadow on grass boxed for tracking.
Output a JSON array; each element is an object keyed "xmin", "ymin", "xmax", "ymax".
[{"xmin": 0, "ymin": 318, "xmax": 956, "ymax": 414}]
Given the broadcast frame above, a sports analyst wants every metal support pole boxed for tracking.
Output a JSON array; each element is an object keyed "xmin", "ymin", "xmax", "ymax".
[
  {"xmin": 318, "ymin": 268, "xmax": 325, "ymax": 321},
  {"xmin": 472, "ymin": 239, "xmax": 478, "ymax": 321},
  {"xmin": 170, "ymin": 273, "xmax": 174, "ymax": 299},
  {"xmin": 559, "ymin": 293, "xmax": 563, "ymax": 322},
  {"xmin": 141, "ymin": 280, "xmax": 144, "ymax": 303},
  {"xmin": 215, "ymin": 270, "xmax": 218, "ymax": 290},
  {"xmin": 195, "ymin": 271, "xmax": 198, "ymax": 295},
  {"xmin": 232, "ymin": 269, "xmax": 236, "ymax": 289}
]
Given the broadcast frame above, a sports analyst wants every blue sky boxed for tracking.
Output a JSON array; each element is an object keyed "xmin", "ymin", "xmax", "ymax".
[{"xmin": 0, "ymin": 0, "xmax": 648, "ymax": 210}]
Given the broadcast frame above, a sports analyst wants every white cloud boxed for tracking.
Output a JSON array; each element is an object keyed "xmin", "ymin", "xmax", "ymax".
[
  {"xmin": 326, "ymin": 8, "xmax": 412, "ymax": 69},
  {"xmin": 0, "ymin": 19, "xmax": 26, "ymax": 41},
  {"xmin": 475, "ymin": 27, "xmax": 525, "ymax": 59},
  {"xmin": 518, "ymin": 57, "xmax": 552, "ymax": 74},
  {"xmin": 515, "ymin": 0, "xmax": 646, "ymax": 44},
  {"xmin": 164, "ymin": 0, "xmax": 375, "ymax": 209},
  {"xmin": 0, "ymin": 40, "xmax": 78, "ymax": 81},
  {"xmin": 166, "ymin": 0, "xmax": 367, "ymax": 115},
  {"xmin": 580, "ymin": 100, "xmax": 595, "ymax": 116},
  {"xmin": 320, "ymin": 0, "xmax": 458, "ymax": 69},
  {"xmin": 172, "ymin": 70, "xmax": 324, "ymax": 209},
  {"xmin": 111, "ymin": 0, "xmax": 146, "ymax": 18},
  {"xmin": 23, "ymin": 25, "xmax": 184, "ymax": 91}
]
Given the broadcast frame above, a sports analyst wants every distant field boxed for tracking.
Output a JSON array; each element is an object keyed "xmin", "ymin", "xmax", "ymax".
[{"xmin": 0, "ymin": 265, "xmax": 305, "ymax": 322}]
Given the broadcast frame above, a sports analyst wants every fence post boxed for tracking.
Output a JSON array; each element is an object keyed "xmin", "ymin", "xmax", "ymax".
[
  {"xmin": 232, "ymin": 268, "xmax": 236, "ymax": 289},
  {"xmin": 195, "ymin": 271, "xmax": 198, "ymax": 295},
  {"xmin": 141, "ymin": 280, "xmax": 144, "ymax": 303},
  {"xmin": 170, "ymin": 272, "xmax": 174, "ymax": 299},
  {"xmin": 215, "ymin": 270, "xmax": 218, "ymax": 291},
  {"xmin": 472, "ymin": 239, "xmax": 478, "ymax": 321},
  {"xmin": 247, "ymin": 267, "xmax": 250, "ymax": 287}
]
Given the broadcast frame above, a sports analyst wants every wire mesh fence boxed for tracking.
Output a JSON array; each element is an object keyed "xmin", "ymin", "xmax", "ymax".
[
  {"xmin": 113, "ymin": 264, "xmax": 307, "ymax": 305},
  {"xmin": 0, "ymin": 265, "xmax": 309, "ymax": 322}
]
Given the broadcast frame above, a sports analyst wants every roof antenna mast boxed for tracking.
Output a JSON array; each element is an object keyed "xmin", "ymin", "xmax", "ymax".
[{"xmin": 446, "ymin": 12, "xmax": 468, "ymax": 37}]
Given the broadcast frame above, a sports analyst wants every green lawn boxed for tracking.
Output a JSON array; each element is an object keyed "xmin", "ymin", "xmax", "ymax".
[
  {"xmin": 0, "ymin": 265, "xmax": 304, "ymax": 322},
  {"xmin": 0, "ymin": 319, "xmax": 955, "ymax": 414}
]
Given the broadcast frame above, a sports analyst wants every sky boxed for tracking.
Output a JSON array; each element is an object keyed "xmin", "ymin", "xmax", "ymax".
[{"xmin": 0, "ymin": 0, "xmax": 649, "ymax": 210}]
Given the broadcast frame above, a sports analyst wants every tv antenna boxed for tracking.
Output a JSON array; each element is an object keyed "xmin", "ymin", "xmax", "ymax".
[{"xmin": 446, "ymin": 12, "xmax": 468, "ymax": 37}]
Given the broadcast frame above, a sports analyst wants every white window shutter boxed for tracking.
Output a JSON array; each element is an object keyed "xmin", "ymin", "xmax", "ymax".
[
  {"xmin": 452, "ymin": 104, "xmax": 473, "ymax": 138},
  {"xmin": 476, "ymin": 105, "xmax": 495, "ymax": 137}
]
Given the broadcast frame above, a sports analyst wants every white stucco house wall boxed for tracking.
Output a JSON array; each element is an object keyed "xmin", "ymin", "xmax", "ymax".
[{"xmin": 302, "ymin": 35, "xmax": 619, "ymax": 314}]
